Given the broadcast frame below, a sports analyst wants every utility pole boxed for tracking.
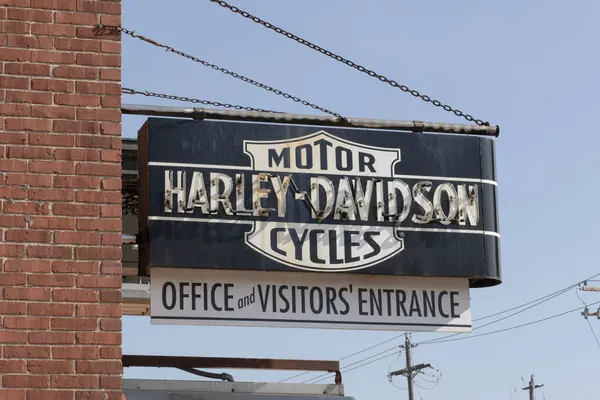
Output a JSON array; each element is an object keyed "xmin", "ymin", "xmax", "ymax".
[
  {"xmin": 388, "ymin": 334, "xmax": 433, "ymax": 400},
  {"xmin": 521, "ymin": 375, "xmax": 544, "ymax": 400}
]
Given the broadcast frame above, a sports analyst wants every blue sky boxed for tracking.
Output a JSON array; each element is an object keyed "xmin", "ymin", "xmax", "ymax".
[{"xmin": 121, "ymin": 1, "xmax": 600, "ymax": 399}]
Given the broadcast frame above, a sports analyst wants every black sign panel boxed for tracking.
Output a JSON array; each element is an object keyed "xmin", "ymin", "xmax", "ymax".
[{"xmin": 138, "ymin": 118, "xmax": 500, "ymax": 287}]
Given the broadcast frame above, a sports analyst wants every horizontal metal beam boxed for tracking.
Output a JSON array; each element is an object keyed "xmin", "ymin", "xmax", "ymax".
[
  {"xmin": 122, "ymin": 355, "xmax": 341, "ymax": 383},
  {"xmin": 582, "ymin": 287, "xmax": 600, "ymax": 292},
  {"xmin": 122, "ymin": 104, "xmax": 499, "ymax": 137}
]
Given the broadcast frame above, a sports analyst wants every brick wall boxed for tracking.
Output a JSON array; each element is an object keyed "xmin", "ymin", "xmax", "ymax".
[{"xmin": 0, "ymin": 0, "xmax": 123, "ymax": 399}]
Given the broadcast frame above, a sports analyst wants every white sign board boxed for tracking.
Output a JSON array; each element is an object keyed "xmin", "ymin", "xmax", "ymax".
[{"xmin": 150, "ymin": 268, "xmax": 472, "ymax": 332}]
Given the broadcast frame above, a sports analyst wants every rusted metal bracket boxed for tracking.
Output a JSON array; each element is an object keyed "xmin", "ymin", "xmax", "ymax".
[{"xmin": 122, "ymin": 355, "xmax": 341, "ymax": 384}]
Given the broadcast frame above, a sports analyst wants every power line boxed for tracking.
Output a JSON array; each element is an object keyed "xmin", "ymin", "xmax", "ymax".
[
  {"xmin": 281, "ymin": 272, "xmax": 599, "ymax": 383},
  {"xmin": 298, "ymin": 300, "xmax": 600, "ymax": 384},
  {"xmin": 122, "ymin": 87, "xmax": 285, "ymax": 114},
  {"xmin": 97, "ymin": 24, "xmax": 343, "ymax": 118},
  {"xmin": 577, "ymin": 289, "xmax": 600, "ymax": 348},
  {"xmin": 207, "ymin": 0, "xmax": 491, "ymax": 127}
]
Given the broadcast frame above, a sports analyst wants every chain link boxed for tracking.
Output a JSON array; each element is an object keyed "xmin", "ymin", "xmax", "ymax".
[
  {"xmin": 122, "ymin": 87, "xmax": 285, "ymax": 114},
  {"xmin": 98, "ymin": 24, "xmax": 343, "ymax": 119},
  {"xmin": 207, "ymin": 0, "xmax": 490, "ymax": 126}
]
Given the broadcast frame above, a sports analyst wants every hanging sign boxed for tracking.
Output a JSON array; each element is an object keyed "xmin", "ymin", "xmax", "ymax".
[
  {"xmin": 150, "ymin": 268, "xmax": 472, "ymax": 332},
  {"xmin": 138, "ymin": 118, "xmax": 500, "ymax": 287}
]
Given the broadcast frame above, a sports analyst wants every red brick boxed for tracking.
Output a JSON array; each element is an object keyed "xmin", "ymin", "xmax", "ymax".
[
  {"xmin": 76, "ymin": 219, "xmax": 119, "ymax": 231},
  {"xmin": 0, "ymin": 131, "xmax": 27, "ymax": 144},
  {"xmin": 0, "ymin": 75, "xmax": 29, "ymax": 89},
  {"xmin": 3, "ymin": 316, "xmax": 50, "ymax": 330},
  {"xmin": 4, "ymin": 259, "xmax": 51, "ymax": 273},
  {"xmin": 31, "ymin": 78, "xmax": 75, "ymax": 92},
  {"xmin": 3, "ymin": 201, "xmax": 50, "ymax": 215},
  {"xmin": 76, "ymin": 360, "xmax": 121, "ymax": 375},
  {"xmin": 55, "ymin": 37, "xmax": 99, "ymax": 52},
  {"xmin": 30, "ymin": 188, "xmax": 76, "ymax": 201},
  {"xmin": 4, "ymin": 345, "xmax": 50, "ymax": 359},
  {"xmin": 99, "ymin": 68, "xmax": 119, "ymax": 81},
  {"xmin": 99, "ymin": 122, "xmax": 120, "ymax": 136},
  {"xmin": 31, "ymin": 0, "xmax": 77, "ymax": 10},
  {"xmin": 29, "ymin": 132, "xmax": 75, "ymax": 146},
  {"xmin": 28, "ymin": 390, "xmax": 74, "ymax": 400},
  {"xmin": 76, "ymin": 134, "xmax": 120, "ymax": 149},
  {"xmin": 7, "ymin": 145, "xmax": 52, "ymax": 159},
  {"xmin": 76, "ymin": 191, "xmax": 120, "ymax": 204},
  {"xmin": 55, "ymin": 231, "xmax": 99, "ymax": 245},
  {"xmin": 76, "ymin": 108, "xmax": 120, "ymax": 122},
  {"xmin": 99, "ymin": 376, "xmax": 121, "ymax": 389},
  {"xmin": 32, "ymin": 105, "xmax": 77, "ymax": 119},
  {"xmin": 0, "ymin": 359, "xmax": 27, "ymax": 373},
  {"xmin": 77, "ymin": 275, "xmax": 120, "ymax": 289},
  {"xmin": 0, "ymin": 48, "xmax": 30, "ymax": 62},
  {"xmin": 51, "ymin": 375, "xmax": 98, "ymax": 389},
  {"xmin": 54, "ymin": 203, "xmax": 99, "ymax": 217},
  {"xmin": 27, "ymin": 245, "xmax": 73, "ymax": 259},
  {"xmin": 0, "ymin": 331, "xmax": 27, "ymax": 344},
  {"xmin": 28, "ymin": 360, "xmax": 74, "ymax": 375},
  {"xmin": 76, "ymin": 332, "xmax": 120, "ymax": 345},
  {"xmin": 99, "ymin": 14, "xmax": 120, "ymax": 26},
  {"xmin": 75, "ymin": 246, "xmax": 120, "ymax": 260},
  {"xmin": 52, "ymin": 346, "xmax": 99, "ymax": 360},
  {"xmin": 54, "ymin": 176, "xmax": 100, "ymax": 189},
  {"xmin": 76, "ymin": 81, "xmax": 119, "ymax": 95},
  {"xmin": 5, "ymin": 287, "xmax": 51, "ymax": 302},
  {"xmin": 53, "ymin": 288, "xmax": 98, "ymax": 302},
  {"xmin": 53, "ymin": 120, "xmax": 99, "ymax": 133},
  {"xmin": 101, "ymin": 233, "xmax": 121, "ymax": 246},
  {"xmin": 55, "ymin": 11, "xmax": 97, "ymax": 25},
  {"xmin": 29, "ymin": 160, "xmax": 75, "ymax": 174},
  {"xmin": 100, "ymin": 319, "xmax": 121, "ymax": 332},
  {"xmin": 51, "ymin": 317, "xmax": 97, "ymax": 331},
  {"xmin": 101, "ymin": 40, "xmax": 120, "ymax": 56},
  {"xmin": 7, "ymin": 34, "xmax": 53, "ymax": 49},
  {"xmin": 1, "ymin": 0, "xmax": 30, "ymax": 7},
  {"xmin": 0, "ymin": 302, "xmax": 27, "ymax": 315},
  {"xmin": 100, "ymin": 178, "xmax": 120, "ymax": 190},
  {"xmin": 100, "ymin": 205, "xmax": 120, "ymax": 217},
  {"xmin": 77, "ymin": 0, "xmax": 120, "ymax": 14},
  {"xmin": 5, "ymin": 118, "xmax": 52, "ymax": 132},
  {"xmin": 54, "ymin": 93, "xmax": 100, "ymax": 106},
  {"xmin": 100, "ymin": 346, "xmax": 121, "ymax": 359},
  {"xmin": 7, "ymin": 8, "xmax": 52, "ymax": 22},
  {"xmin": 6, "ymin": 229, "xmax": 51, "ymax": 243},
  {"xmin": 31, "ymin": 22, "xmax": 77, "ymax": 36},
  {"xmin": 4, "ymin": 62, "xmax": 50, "ymax": 76},
  {"xmin": 52, "ymin": 260, "xmax": 98, "ymax": 274},
  {"xmin": 0, "ymin": 390, "xmax": 26, "ymax": 400},
  {"xmin": 76, "ymin": 304, "xmax": 120, "ymax": 318},
  {"xmin": 0, "ymin": 244, "xmax": 26, "ymax": 258},
  {"xmin": 54, "ymin": 65, "xmax": 99, "ymax": 79},
  {"xmin": 0, "ymin": 103, "xmax": 30, "ymax": 116},
  {"xmin": 0, "ymin": 186, "xmax": 27, "ymax": 199},
  {"xmin": 0, "ymin": 159, "xmax": 27, "ymax": 172},
  {"xmin": 54, "ymin": 148, "xmax": 99, "ymax": 161},
  {"xmin": 76, "ymin": 163, "xmax": 120, "ymax": 176},
  {"xmin": 28, "ymin": 274, "xmax": 75, "ymax": 287},
  {"xmin": 6, "ymin": 174, "xmax": 53, "ymax": 187},
  {"xmin": 28, "ymin": 331, "xmax": 75, "ymax": 345},
  {"xmin": 0, "ymin": 20, "xmax": 31, "ymax": 34},
  {"xmin": 76, "ymin": 53, "xmax": 120, "ymax": 67},
  {"xmin": 100, "ymin": 95, "xmax": 120, "ymax": 109},
  {"xmin": 2, "ymin": 375, "xmax": 49, "ymax": 388},
  {"xmin": 28, "ymin": 302, "xmax": 74, "ymax": 316},
  {"xmin": 99, "ymin": 290, "xmax": 120, "ymax": 303},
  {"xmin": 31, "ymin": 50, "xmax": 76, "ymax": 64},
  {"xmin": 29, "ymin": 216, "xmax": 75, "ymax": 230},
  {"xmin": 5, "ymin": 90, "xmax": 52, "ymax": 104}
]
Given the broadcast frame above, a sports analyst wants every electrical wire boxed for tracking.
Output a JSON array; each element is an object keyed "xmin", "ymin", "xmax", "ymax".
[
  {"xmin": 280, "ymin": 272, "xmax": 599, "ymax": 383},
  {"xmin": 577, "ymin": 289, "xmax": 600, "ymax": 349},
  {"xmin": 311, "ymin": 351, "xmax": 400, "ymax": 384}
]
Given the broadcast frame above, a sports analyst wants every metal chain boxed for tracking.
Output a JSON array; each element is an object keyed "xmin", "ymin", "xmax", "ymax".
[
  {"xmin": 122, "ymin": 87, "xmax": 285, "ymax": 114},
  {"xmin": 207, "ymin": 0, "xmax": 490, "ymax": 126},
  {"xmin": 97, "ymin": 24, "xmax": 343, "ymax": 119}
]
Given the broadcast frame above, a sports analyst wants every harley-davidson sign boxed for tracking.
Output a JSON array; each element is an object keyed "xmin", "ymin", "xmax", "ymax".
[{"xmin": 138, "ymin": 118, "xmax": 500, "ymax": 287}]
